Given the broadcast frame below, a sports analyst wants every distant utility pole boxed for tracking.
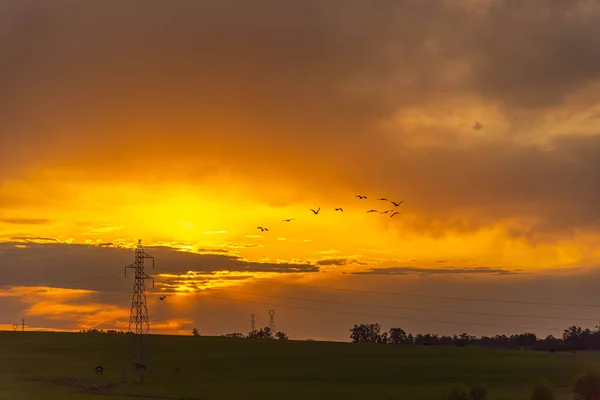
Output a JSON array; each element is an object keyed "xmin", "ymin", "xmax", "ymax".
[
  {"xmin": 251, "ymin": 314, "xmax": 256, "ymax": 332},
  {"xmin": 123, "ymin": 239, "xmax": 155, "ymax": 384},
  {"xmin": 21, "ymin": 319, "xmax": 24, "ymax": 332},
  {"xmin": 269, "ymin": 310, "xmax": 275, "ymax": 334}
]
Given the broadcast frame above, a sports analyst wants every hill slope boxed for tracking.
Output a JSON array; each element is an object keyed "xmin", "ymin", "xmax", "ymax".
[{"xmin": 0, "ymin": 331, "xmax": 596, "ymax": 400}]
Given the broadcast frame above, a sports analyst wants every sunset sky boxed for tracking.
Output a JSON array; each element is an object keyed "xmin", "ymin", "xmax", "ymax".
[{"xmin": 2, "ymin": 0, "xmax": 600, "ymax": 341}]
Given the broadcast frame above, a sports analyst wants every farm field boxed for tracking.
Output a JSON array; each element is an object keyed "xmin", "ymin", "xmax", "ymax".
[{"xmin": 0, "ymin": 331, "xmax": 597, "ymax": 400}]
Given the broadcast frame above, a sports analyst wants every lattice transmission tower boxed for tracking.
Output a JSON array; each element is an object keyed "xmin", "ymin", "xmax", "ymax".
[
  {"xmin": 269, "ymin": 309, "xmax": 275, "ymax": 334},
  {"xmin": 123, "ymin": 239, "xmax": 155, "ymax": 383}
]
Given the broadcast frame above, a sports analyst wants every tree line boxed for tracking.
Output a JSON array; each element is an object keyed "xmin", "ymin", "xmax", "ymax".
[
  {"xmin": 349, "ymin": 323, "xmax": 600, "ymax": 351},
  {"xmin": 219, "ymin": 327, "xmax": 289, "ymax": 340}
]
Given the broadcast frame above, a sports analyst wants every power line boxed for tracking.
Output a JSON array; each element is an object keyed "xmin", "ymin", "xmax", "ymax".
[
  {"xmin": 252, "ymin": 278, "xmax": 600, "ymax": 309},
  {"xmin": 201, "ymin": 293, "xmax": 566, "ymax": 333},
  {"xmin": 153, "ymin": 265, "xmax": 600, "ymax": 309},
  {"xmin": 153, "ymin": 265, "xmax": 600, "ymax": 322},
  {"xmin": 210, "ymin": 288, "xmax": 600, "ymax": 323}
]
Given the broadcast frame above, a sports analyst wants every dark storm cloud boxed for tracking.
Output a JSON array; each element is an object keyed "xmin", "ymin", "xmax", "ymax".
[
  {"xmin": 361, "ymin": 133, "xmax": 600, "ymax": 238},
  {"xmin": 349, "ymin": 266, "xmax": 524, "ymax": 276},
  {"xmin": 0, "ymin": 242, "xmax": 318, "ymax": 291},
  {"xmin": 3, "ymin": 0, "xmax": 600, "ymax": 143},
  {"xmin": 2, "ymin": 0, "xmax": 600, "ymax": 239}
]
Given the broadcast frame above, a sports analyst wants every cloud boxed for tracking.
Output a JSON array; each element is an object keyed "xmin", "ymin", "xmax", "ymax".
[
  {"xmin": 10, "ymin": 236, "xmax": 57, "ymax": 242},
  {"xmin": 0, "ymin": 218, "xmax": 51, "ymax": 225},
  {"xmin": 0, "ymin": 242, "xmax": 318, "ymax": 290},
  {"xmin": 2, "ymin": 0, "xmax": 600, "ymax": 243},
  {"xmin": 348, "ymin": 266, "xmax": 524, "ymax": 276},
  {"xmin": 315, "ymin": 258, "xmax": 366, "ymax": 266}
]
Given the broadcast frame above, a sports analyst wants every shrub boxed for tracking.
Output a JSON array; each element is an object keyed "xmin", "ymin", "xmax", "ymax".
[
  {"xmin": 531, "ymin": 380, "xmax": 554, "ymax": 400},
  {"xmin": 469, "ymin": 385, "xmax": 488, "ymax": 400},
  {"xmin": 574, "ymin": 372, "xmax": 600, "ymax": 400},
  {"xmin": 442, "ymin": 384, "xmax": 469, "ymax": 400}
]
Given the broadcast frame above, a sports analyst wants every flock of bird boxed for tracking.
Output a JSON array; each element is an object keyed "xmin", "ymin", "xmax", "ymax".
[{"xmin": 256, "ymin": 195, "xmax": 403, "ymax": 233}]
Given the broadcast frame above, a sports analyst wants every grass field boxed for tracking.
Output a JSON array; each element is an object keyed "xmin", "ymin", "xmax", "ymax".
[{"xmin": 0, "ymin": 331, "xmax": 597, "ymax": 400}]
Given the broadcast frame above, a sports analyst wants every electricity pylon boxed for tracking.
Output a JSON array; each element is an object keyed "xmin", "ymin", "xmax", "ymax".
[
  {"xmin": 123, "ymin": 239, "xmax": 154, "ymax": 383},
  {"xmin": 269, "ymin": 310, "xmax": 275, "ymax": 335}
]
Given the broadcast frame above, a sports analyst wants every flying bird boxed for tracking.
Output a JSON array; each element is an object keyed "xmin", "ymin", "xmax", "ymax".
[
  {"xmin": 257, "ymin": 227, "xmax": 269, "ymax": 232},
  {"xmin": 159, "ymin": 296, "xmax": 167, "ymax": 300},
  {"xmin": 389, "ymin": 200, "xmax": 403, "ymax": 207},
  {"xmin": 334, "ymin": 208, "xmax": 344, "ymax": 212},
  {"xmin": 377, "ymin": 198, "xmax": 388, "ymax": 201},
  {"xmin": 282, "ymin": 219, "xmax": 295, "ymax": 222},
  {"xmin": 366, "ymin": 209, "xmax": 378, "ymax": 213},
  {"xmin": 390, "ymin": 212, "xmax": 401, "ymax": 217},
  {"xmin": 355, "ymin": 195, "xmax": 367, "ymax": 199},
  {"xmin": 310, "ymin": 208, "xmax": 321, "ymax": 215},
  {"xmin": 380, "ymin": 210, "xmax": 393, "ymax": 214}
]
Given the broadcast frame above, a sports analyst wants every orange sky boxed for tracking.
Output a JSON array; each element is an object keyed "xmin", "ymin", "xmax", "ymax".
[{"xmin": 2, "ymin": 0, "xmax": 600, "ymax": 341}]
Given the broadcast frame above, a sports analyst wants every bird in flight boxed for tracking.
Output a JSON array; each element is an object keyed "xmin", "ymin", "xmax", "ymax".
[
  {"xmin": 366, "ymin": 209, "xmax": 378, "ymax": 213},
  {"xmin": 390, "ymin": 212, "xmax": 401, "ymax": 218},
  {"xmin": 378, "ymin": 197, "xmax": 388, "ymax": 201},
  {"xmin": 389, "ymin": 200, "xmax": 403, "ymax": 207},
  {"xmin": 310, "ymin": 208, "xmax": 321, "ymax": 215},
  {"xmin": 380, "ymin": 210, "xmax": 393, "ymax": 214},
  {"xmin": 282, "ymin": 219, "xmax": 295, "ymax": 222},
  {"xmin": 159, "ymin": 296, "xmax": 167, "ymax": 300},
  {"xmin": 257, "ymin": 227, "xmax": 269, "ymax": 232},
  {"xmin": 355, "ymin": 195, "xmax": 367, "ymax": 199},
  {"xmin": 334, "ymin": 208, "xmax": 344, "ymax": 212}
]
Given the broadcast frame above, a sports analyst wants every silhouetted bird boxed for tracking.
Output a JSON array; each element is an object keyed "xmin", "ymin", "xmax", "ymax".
[
  {"xmin": 355, "ymin": 195, "xmax": 367, "ymax": 199},
  {"xmin": 310, "ymin": 208, "xmax": 321, "ymax": 215},
  {"xmin": 389, "ymin": 200, "xmax": 403, "ymax": 207},
  {"xmin": 334, "ymin": 208, "xmax": 343, "ymax": 212},
  {"xmin": 390, "ymin": 212, "xmax": 401, "ymax": 217},
  {"xmin": 95, "ymin": 365, "xmax": 103, "ymax": 375},
  {"xmin": 380, "ymin": 210, "xmax": 393, "ymax": 214},
  {"xmin": 377, "ymin": 198, "xmax": 388, "ymax": 201},
  {"xmin": 257, "ymin": 227, "xmax": 268, "ymax": 232},
  {"xmin": 282, "ymin": 219, "xmax": 295, "ymax": 222},
  {"xmin": 366, "ymin": 210, "xmax": 378, "ymax": 213},
  {"xmin": 159, "ymin": 296, "xmax": 167, "ymax": 300}
]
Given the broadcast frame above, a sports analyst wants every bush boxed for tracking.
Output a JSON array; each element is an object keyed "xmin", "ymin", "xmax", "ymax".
[
  {"xmin": 442, "ymin": 384, "xmax": 469, "ymax": 400},
  {"xmin": 531, "ymin": 380, "xmax": 554, "ymax": 400},
  {"xmin": 574, "ymin": 372, "xmax": 600, "ymax": 400},
  {"xmin": 469, "ymin": 385, "xmax": 488, "ymax": 400}
]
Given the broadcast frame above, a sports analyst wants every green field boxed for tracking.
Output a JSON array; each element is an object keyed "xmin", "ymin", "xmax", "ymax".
[{"xmin": 0, "ymin": 331, "xmax": 597, "ymax": 400}]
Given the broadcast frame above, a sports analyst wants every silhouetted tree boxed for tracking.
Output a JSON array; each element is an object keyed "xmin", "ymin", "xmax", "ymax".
[
  {"xmin": 531, "ymin": 380, "xmax": 554, "ymax": 400},
  {"xmin": 221, "ymin": 332, "xmax": 245, "ymax": 338},
  {"xmin": 350, "ymin": 323, "xmax": 383, "ymax": 343},
  {"xmin": 275, "ymin": 331, "xmax": 289, "ymax": 340},
  {"xmin": 192, "ymin": 328, "xmax": 200, "ymax": 337},
  {"xmin": 347, "ymin": 323, "xmax": 600, "ymax": 350},
  {"xmin": 388, "ymin": 328, "xmax": 410, "ymax": 344},
  {"xmin": 574, "ymin": 373, "xmax": 600, "ymax": 400},
  {"xmin": 248, "ymin": 327, "xmax": 274, "ymax": 339},
  {"xmin": 442, "ymin": 384, "xmax": 469, "ymax": 400}
]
